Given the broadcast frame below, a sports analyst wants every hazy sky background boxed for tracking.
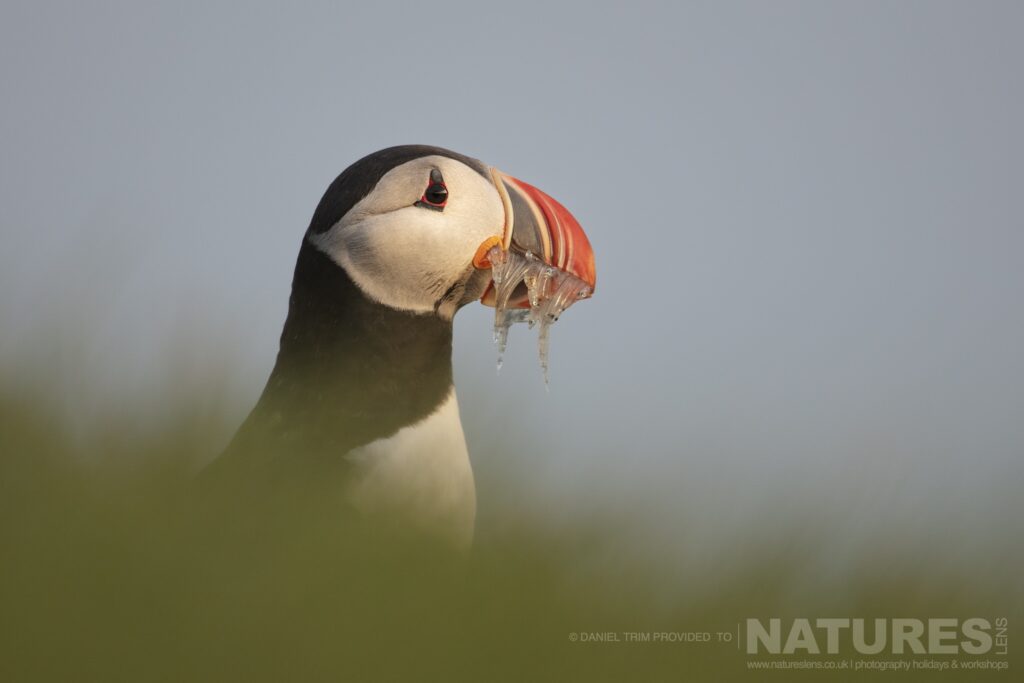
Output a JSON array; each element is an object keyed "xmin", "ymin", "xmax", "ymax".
[{"xmin": 2, "ymin": 1, "xmax": 1021, "ymax": 581}]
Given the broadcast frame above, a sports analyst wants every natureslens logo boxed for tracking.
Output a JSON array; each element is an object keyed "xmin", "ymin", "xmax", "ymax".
[{"xmin": 746, "ymin": 618, "xmax": 1009, "ymax": 656}]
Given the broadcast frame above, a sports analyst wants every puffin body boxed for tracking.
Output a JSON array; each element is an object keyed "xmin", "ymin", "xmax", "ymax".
[{"xmin": 213, "ymin": 145, "xmax": 595, "ymax": 546}]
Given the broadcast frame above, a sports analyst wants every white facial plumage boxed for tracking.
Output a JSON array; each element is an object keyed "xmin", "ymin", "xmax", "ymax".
[{"xmin": 309, "ymin": 155, "xmax": 504, "ymax": 317}]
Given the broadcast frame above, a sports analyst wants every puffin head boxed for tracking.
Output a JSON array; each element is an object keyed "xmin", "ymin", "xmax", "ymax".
[{"xmin": 307, "ymin": 145, "xmax": 595, "ymax": 319}]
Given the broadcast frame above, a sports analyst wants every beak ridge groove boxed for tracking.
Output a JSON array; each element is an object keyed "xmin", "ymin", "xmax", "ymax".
[{"xmin": 488, "ymin": 168, "xmax": 596, "ymax": 290}]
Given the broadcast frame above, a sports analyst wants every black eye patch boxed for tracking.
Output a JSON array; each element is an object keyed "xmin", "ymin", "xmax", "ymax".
[{"xmin": 415, "ymin": 169, "xmax": 448, "ymax": 211}]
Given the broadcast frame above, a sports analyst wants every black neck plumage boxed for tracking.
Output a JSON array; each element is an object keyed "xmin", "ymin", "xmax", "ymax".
[{"xmin": 221, "ymin": 241, "xmax": 454, "ymax": 469}]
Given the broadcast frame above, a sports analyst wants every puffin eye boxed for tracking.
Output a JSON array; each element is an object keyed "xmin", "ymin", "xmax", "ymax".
[
  {"xmin": 424, "ymin": 183, "xmax": 448, "ymax": 205},
  {"xmin": 415, "ymin": 169, "xmax": 448, "ymax": 211}
]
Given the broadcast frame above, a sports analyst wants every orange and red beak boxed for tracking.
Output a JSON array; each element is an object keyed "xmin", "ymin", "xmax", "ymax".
[{"xmin": 476, "ymin": 168, "xmax": 596, "ymax": 308}]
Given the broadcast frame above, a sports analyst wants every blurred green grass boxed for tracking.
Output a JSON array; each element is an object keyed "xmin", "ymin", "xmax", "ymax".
[{"xmin": 0, "ymin": 386, "xmax": 1018, "ymax": 682}]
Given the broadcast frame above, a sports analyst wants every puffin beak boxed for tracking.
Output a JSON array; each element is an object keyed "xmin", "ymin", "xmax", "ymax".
[{"xmin": 475, "ymin": 168, "xmax": 596, "ymax": 308}]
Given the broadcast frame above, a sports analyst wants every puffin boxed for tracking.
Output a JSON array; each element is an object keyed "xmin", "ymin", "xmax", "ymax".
[{"xmin": 209, "ymin": 145, "xmax": 596, "ymax": 546}]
